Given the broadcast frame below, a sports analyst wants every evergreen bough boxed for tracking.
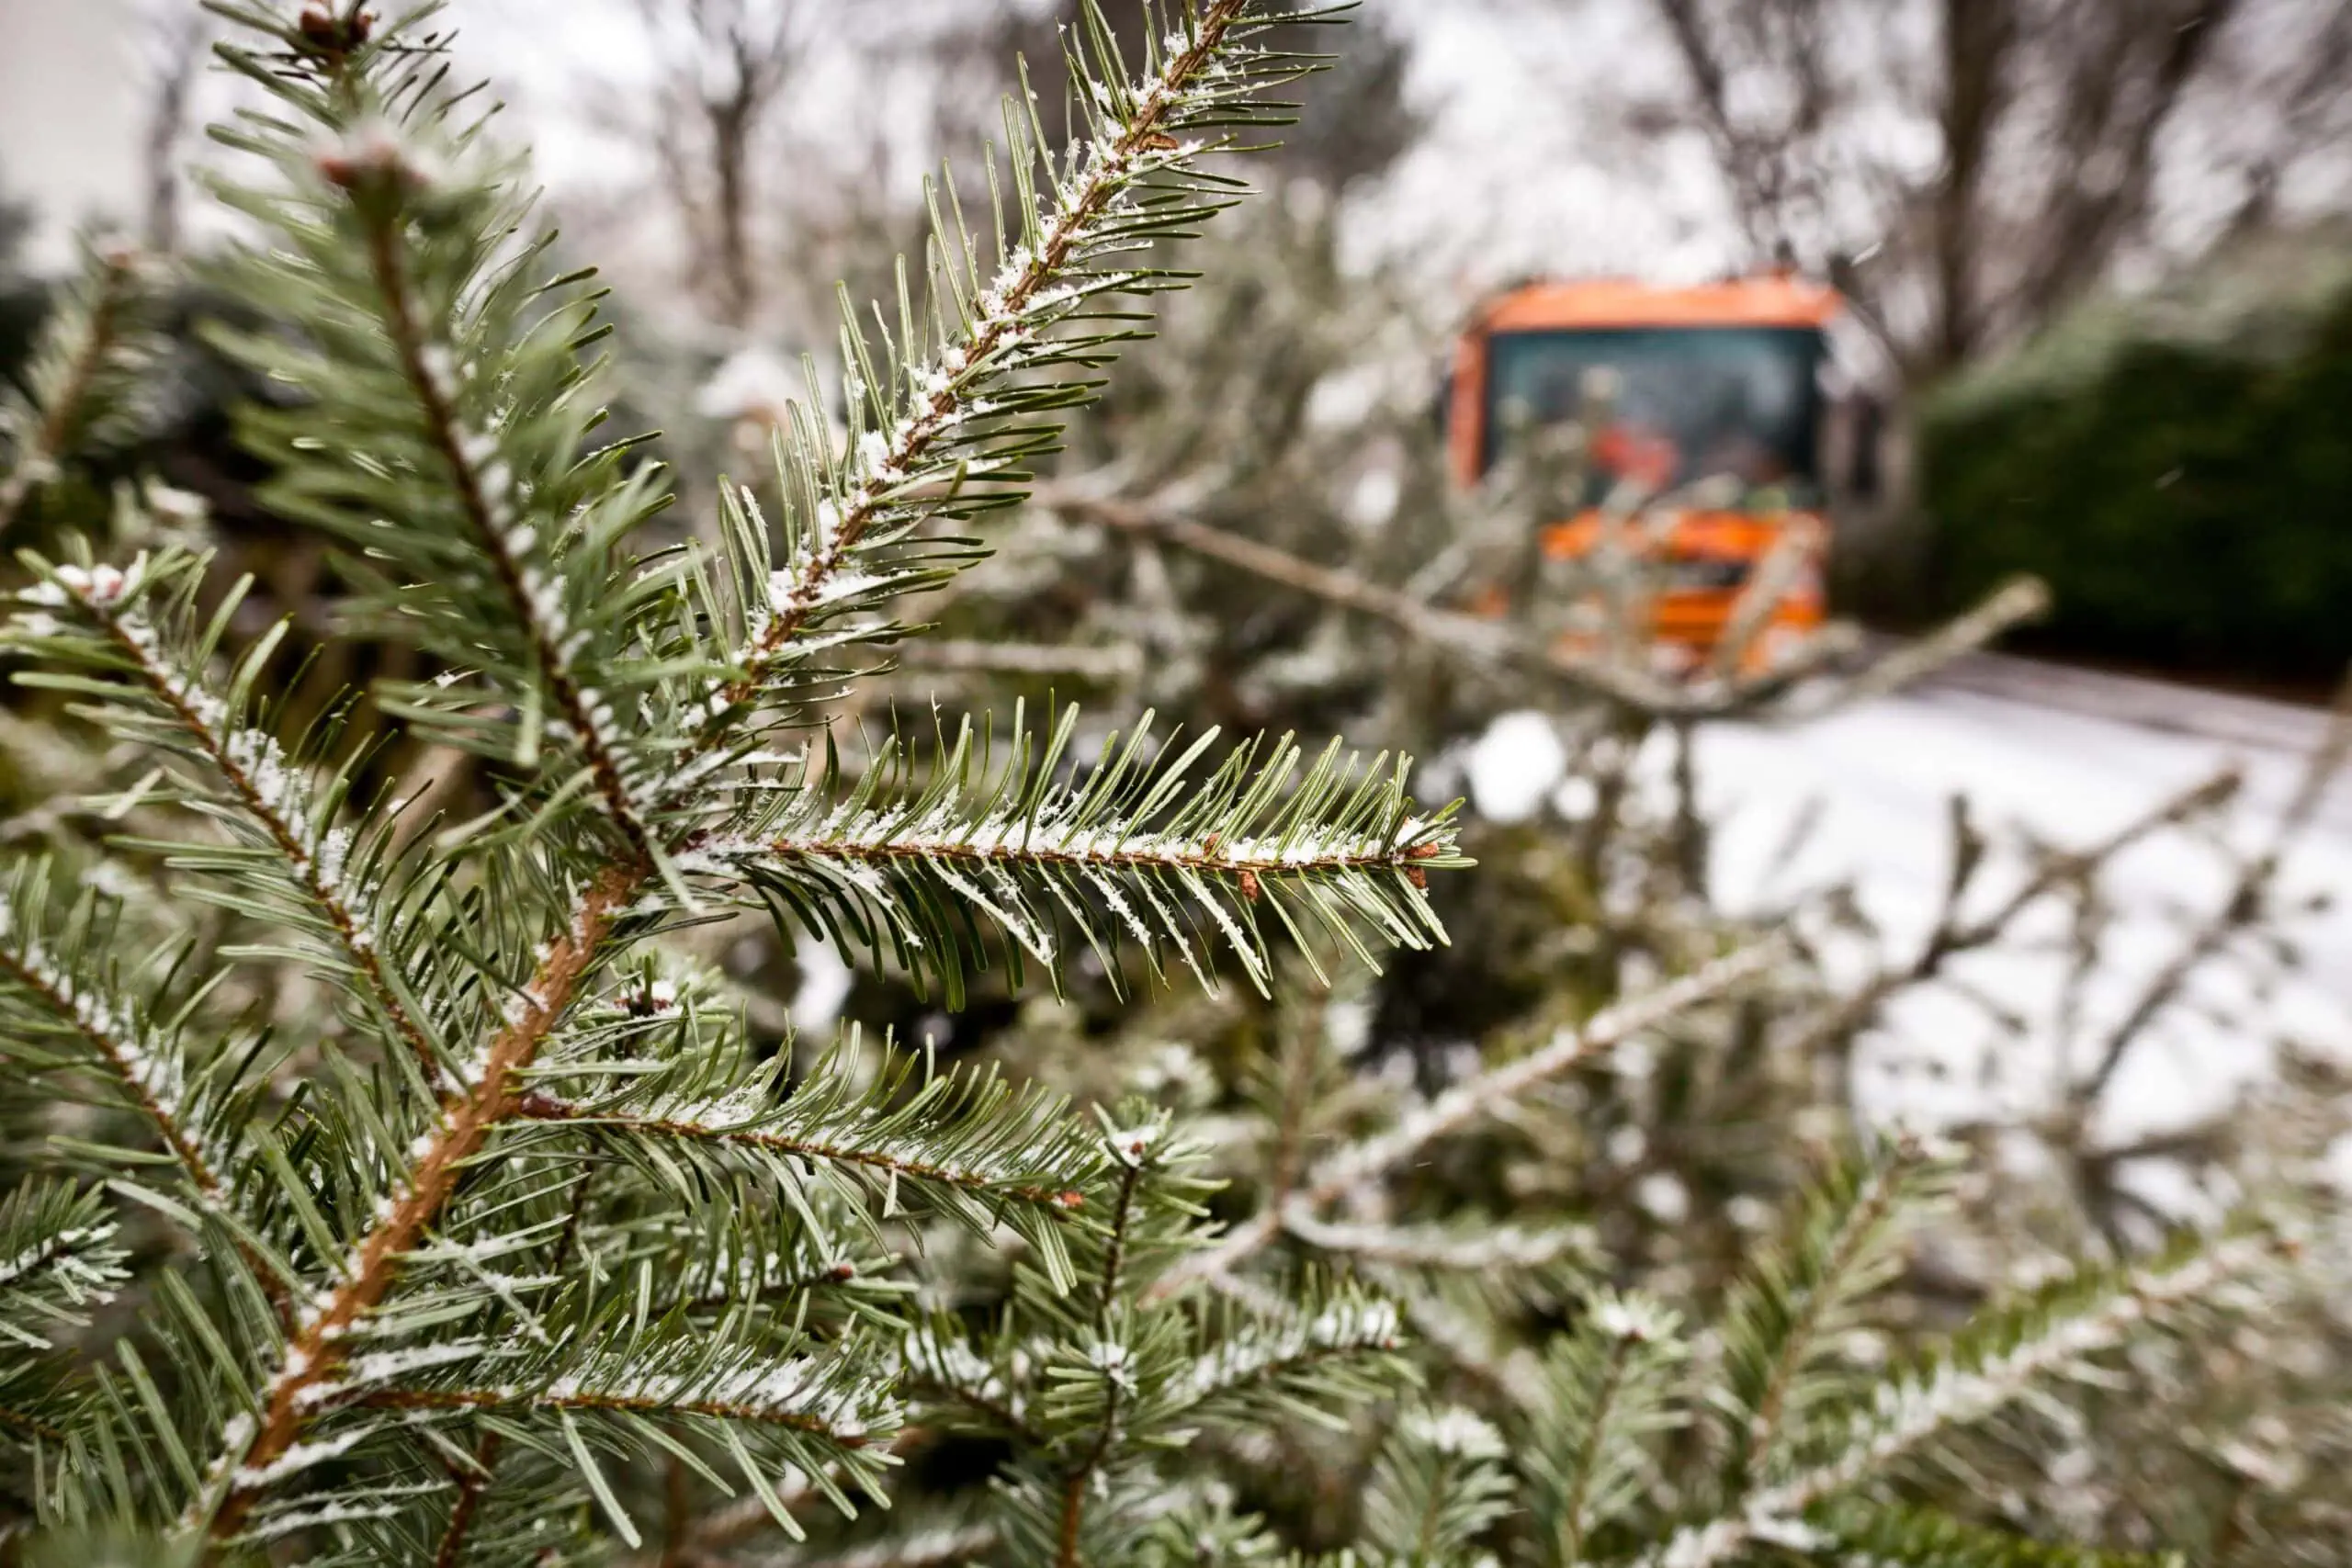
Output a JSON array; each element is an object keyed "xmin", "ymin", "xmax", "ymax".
[{"xmin": 0, "ymin": 3, "xmax": 1453, "ymax": 1558}]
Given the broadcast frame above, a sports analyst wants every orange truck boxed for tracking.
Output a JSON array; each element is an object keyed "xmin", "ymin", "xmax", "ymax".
[{"xmin": 1447, "ymin": 275, "xmax": 1868, "ymax": 669}]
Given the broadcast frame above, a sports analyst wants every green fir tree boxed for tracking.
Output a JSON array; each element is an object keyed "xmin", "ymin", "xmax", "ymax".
[{"xmin": 0, "ymin": 5, "xmax": 2340, "ymax": 1567}]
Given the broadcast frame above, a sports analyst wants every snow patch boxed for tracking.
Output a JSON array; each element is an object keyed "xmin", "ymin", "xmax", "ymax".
[
  {"xmin": 1464, "ymin": 710, "xmax": 1568, "ymax": 824},
  {"xmin": 790, "ymin": 939, "xmax": 855, "ymax": 1037}
]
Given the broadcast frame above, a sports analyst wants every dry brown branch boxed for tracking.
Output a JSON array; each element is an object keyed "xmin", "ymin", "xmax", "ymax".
[{"xmin": 1148, "ymin": 942, "xmax": 1782, "ymax": 1301}]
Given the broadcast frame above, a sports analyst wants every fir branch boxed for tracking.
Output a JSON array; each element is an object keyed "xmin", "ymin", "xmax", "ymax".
[
  {"xmin": 510, "ymin": 1060, "xmax": 1100, "ymax": 1218},
  {"xmin": 192, "ymin": 865, "xmax": 637, "ymax": 1546},
  {"xmin": 736, "ymin": 794, "xmax": 1442, "ymax": 881},
  {"xmin": 202, "ymin": 43, "xmax": 684, "ymax": 866},
  {"xmin": 1361, "ymin": 1404, "xmax": 1516, "ymax": 1565},
  {"xmin": 1383, "ymin": 1271, "xmax": 1541, "ymax": 1415},
  {"xmin": 0, "ymin": 867, "xmax": 300, "ymax": 1332},
  {"xmin": 229, "ymin": 1321, "xmax": 895, "ymax": 1554},
  {"xmin": 681, "ymin": 1255, "xmax": 874, "ymax": 1317},
  {"xmin": 1173, "ymin": 1287, "xmax": 1409, "ymax": 1423},
  {"xmin": 1054, "ymin": 1359, "xmax": 1125, "ymax": 1556},
  {"xmin": 0, "ymin": 245, "xmax": 149, "ymax": 538},
  {"xmin": 1717, "ymin": 1140, "xmax": 1951, "ymax": 1493},
  {"xmin": 1813, "ymin": 1499, "xmax": 2188, "ymax": 1568},
  {"xmin": 1279, "ymin": 1211, "xmax": 1592, "ymax": 1273},
  {"xmin": 339, "ymin": 162, "xmax": 658, "ymax": 865},
  {"xmin": 0, "ymin": 870, "xmax": 222, "ymax": 1197},
  {"xmin": 1260, "ymin": 1000, "xmax": 1330, "ymax": 1207},
  {"xmin": 1057, "ymin": 1135, "xmax": 1153, "ymax": 1568},
  {"xmin": 356, "ymin": 1378, "xmax": 871, "ymax": 1441},
  {"xmin": 513, "ymin": 1021, "xmax": 1113, "ymax": 1262},
  {"xmin": 17, "ymin": 557, "xmax": 443, "ymax": 1086},
  {"xmin": 631, "ymin": 1188, "xmax": 898, "ymax": 1327},
  {"xmin": 183, "ymin": 76, "xmax": 1420, "ymax": 1541},
  {"xmin": 0, "ymin": 5, "xmax": 1476, "ymax": 1554},
  {"xmin": 706, "ymin": 713, "xmax": 1461, "ymax": 1003},
  {"xmin": 1305, "ymin": 943, "xmax": 1780, "ymax": 1204},
  {"xmin": 1532, "ymin": 1294, "xmax": 1687, "ymax": 1567},
  {"xmin": 0, "ymin": 1180, "xmax": 131, "ymax": 1359},
  {"xmin": 1645, "ymin": 1225, "xmax": 2295, "ymax": 1568},
  {"xmin": 625, "ymin": 1427, "xmax": 935, "ymax": 1566},
  {"xmin": 419, "ymin": 1163, "xmax": 598, "ymax": 1568},
  {"xmin": 714, "ymin": 0, "xmax": 1295, "ymax": 718},
  {"xmin": 169, "ymin": 7, "xmax": 1388, "ymax": 1544},
  {"xmin": 901, "ymin": 1329, "xmax": 1044, "ymax": 1446}
]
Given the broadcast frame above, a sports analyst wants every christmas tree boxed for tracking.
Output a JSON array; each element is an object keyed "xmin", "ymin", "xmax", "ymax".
[{"xmin": 0, "ymin": 5, "xmax": 2342, "ymax": 1564}]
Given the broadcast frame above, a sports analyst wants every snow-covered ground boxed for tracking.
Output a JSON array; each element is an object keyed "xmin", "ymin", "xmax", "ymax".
[{"xmin": 1464, "ymin": 658, "xmax": 2352, "ymax": 1150}]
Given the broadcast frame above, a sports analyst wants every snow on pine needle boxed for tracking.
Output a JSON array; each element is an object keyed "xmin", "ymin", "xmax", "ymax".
[
  {"xmin": 693, "ymin": 703, "xmax": 1464, "ymax": 1004},
  {"xmin": 0, "ymin": 2, "xmax": 1468, "ymax": 1562},
  {"xmin": 8, "ymin": 550, "xmax": 442, "ymax": 1085},
  {"xmin": 691, "ymin": 0, "xmax": 1351, "ymax": 770}
]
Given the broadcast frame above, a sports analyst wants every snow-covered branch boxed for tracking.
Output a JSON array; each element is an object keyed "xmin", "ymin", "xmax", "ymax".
[
  {"xmin": 1646, "ymin": 1226, "xmax": 2294, "ymax": 1568},
  {"xmin": 19, "ymin": 558, "xmax": 443, "ymax": 1086}
]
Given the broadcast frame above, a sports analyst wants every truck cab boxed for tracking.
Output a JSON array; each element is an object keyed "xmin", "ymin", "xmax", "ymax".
[{"xmin": 1448, "ymin": 276, "xmax": 1854, "ymax": 668}]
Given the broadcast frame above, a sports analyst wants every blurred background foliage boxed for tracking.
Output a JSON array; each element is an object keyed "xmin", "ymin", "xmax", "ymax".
[
  {"xmin": 1919, "ymin": 227, "xmax": 2352, "ymax": 688},
  {"xmin": 14, "ymin": 0, "xmax": 2352, "ymax": 687}
]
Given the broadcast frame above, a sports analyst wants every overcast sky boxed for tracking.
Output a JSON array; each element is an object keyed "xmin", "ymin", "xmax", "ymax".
[
  {"xmin": 0, "ymin": 0, "xmax": 1743, "ymax": 288},
  {"xmin": 435, "ymin": 0, "xmax": 1740, "ymax": 286},
  {"xmin": 0, "ymin": 0, "xmax": 149, "ymax": 267}
]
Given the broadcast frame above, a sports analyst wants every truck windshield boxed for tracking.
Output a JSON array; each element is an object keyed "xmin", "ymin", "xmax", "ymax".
[{"xmin": 1484, "ymin": 325, "xmax": 1825, "ymax": 498}]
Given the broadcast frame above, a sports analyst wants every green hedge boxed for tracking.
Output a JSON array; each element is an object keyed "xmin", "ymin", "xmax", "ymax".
[{"xmin": 1919, "ymin": 237, "xmax": 2352, "ymax": 685}]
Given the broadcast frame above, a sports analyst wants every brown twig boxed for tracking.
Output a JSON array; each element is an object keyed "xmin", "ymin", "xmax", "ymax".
[
  {"xmin": 201, "ymin": 867, "xmax": 640, "ymax": 1547},
  {"xmin": 428, "ymin": 1432, "xmax": 502, "ymax": 1568},
  {"xmin": 0, "ymin": 1403, "xmax": 64, "ymax": 1444},
  {"xmin": 2073, "ymin": 677, "xmax": 2352, "ymax": 1109},
  {"xmin": 1043, "ymin": 483, "xmax": 1702, "ymax": 715},
  {"xmin": 1792, "ymin": 768, "xmax": 2240, "ymax": 1069},
  {"xmin": 1148, "ymin": 943, "xmax": 1781, "ymax": 1301},
  {"xmin": 352, "ymin": 192, "xmax": 657, "ymax": 866}
]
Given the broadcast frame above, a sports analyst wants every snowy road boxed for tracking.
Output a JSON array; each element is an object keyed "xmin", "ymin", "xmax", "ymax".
[{"xmin": 1467, "ymin": 656, "xmax": 2352, "ymax": 1146}]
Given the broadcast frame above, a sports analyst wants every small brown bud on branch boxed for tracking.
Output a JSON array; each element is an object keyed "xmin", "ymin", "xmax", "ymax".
[{"xmin": 298, "ymin": 6, "xmax": 375, "ymax": 61}]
